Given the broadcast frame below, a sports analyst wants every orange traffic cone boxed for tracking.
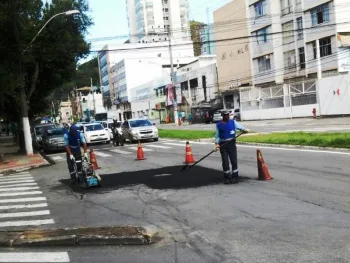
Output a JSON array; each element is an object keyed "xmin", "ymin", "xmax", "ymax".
[
  {"xmin": 184, "ymin": 141, "xmax": 195, "ymax": 164},
  {"xmin": 89, "ymin": 149, "xmax": 100, "ymax": 170},
  {"xmin": 257, "ymin": 149, "xmax": 272, "ymax": 181},
  {"xmin": 136, "ymin": 141, "xmax": 146, "ymax": 160}
]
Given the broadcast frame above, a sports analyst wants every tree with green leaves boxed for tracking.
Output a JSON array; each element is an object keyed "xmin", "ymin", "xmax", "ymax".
[
  {"xmin": 0, "ymin": 0, "xmax": 93, "ymax": 154},
  {"xmin": 190, "ymin": 20, "xmax": 207, "ymax": 57}
]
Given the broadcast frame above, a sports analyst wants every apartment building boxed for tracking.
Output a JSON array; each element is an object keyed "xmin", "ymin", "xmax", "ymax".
[
  {"xmin": 214, "ymin": 0, "xmax": 252, "ymax": 109},
  {"xmin": 126, "ymin": 0, "xmax": 190, "ymax": 43},
  {"xmin": 247, "ymin": 0, "xmax": 350, "ymax": 85},
  {"xmin": 200, "ymin": 26, "xmax": 216, "ymax": 55},
  {"xmin": 241, "ymin": 0, "xmax": 350, "ymax": 120}
]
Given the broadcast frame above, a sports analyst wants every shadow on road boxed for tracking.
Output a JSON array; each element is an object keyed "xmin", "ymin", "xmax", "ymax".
[{"xmin": 59, "ymin": 165, "xmax": 251, "ymax": 194}]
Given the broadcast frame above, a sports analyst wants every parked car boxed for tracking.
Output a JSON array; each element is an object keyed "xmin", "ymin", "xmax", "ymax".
[
  {"xmin": 82, "ymin": 123, "xmax": 110, "ymax": 144},
  {"xmin": 212, "ymin": 109, "xmax": 223, "ymax": 123},
  {"xmin": 227, "ymin": 108, "xmax": 241, "ymax": 121},
  {"xmin": 42, "ymin": 128, "xmax": 66, "ymax": 153},
  {"xmin": 31, "ymin": 123, "xmax": 56, "ymax": 149},
  {"xmin": 122, "ymin": 118, "xmax": 158, "ymax": 143},
  {"xmin": 95, "ymin": 120, "xmax": 114, "ymax": 139}
]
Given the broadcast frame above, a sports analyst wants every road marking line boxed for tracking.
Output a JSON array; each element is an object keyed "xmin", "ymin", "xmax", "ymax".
[
  {"xmin": 10, "ymin": 172, "xmax": 31, "ymax": 175},
  {"xmin": 179, "ymin": 141, "xmax": 211, "ymax": 145},
  {"xmin": 0, "ymin": 203, "xmax": 48, "ymax": 210},
  {"xmin": 51, "ymin": 156, "xmax": 64, "ymax": 161},
  {"xmin": 0, "ymin": 173, "xmax": 31, "ymax": 177},
  {"xmin": 0, "ymin": 191, "xmax": 42, "ymax": 197},
  {"xmin": 0, "ymin": 180, "xmax": 35, "ymax": 185},
  {"xmin": 0, "ymin": 182, "xmax": 37, "ymax": 188},
  {"xmin": 163, "ymin": 142, "xmax": 185, "ymax": 147},
  {"xmin": 0, "ymin": 197, "xmax": 46, "ymax": 203},
  {"xmin": 0, "ymin": 175, "xmax": 33, "ymax": 183},
  {"xmin": 145, "ymin": 144, "xmax": 172, "ymax": 149},
  {"xmin": 0, "ymin": 187, "xmax": 39, "ymax": 192},
  {"xmin": 109, "ymin": 149, "xmax": 132, "ymax": 154},
  {"xmin": 238, "ymin": 144, "xmax": 350, "ymax": 155},
  {"xmin": 0, "ymin": 177, "xmax": 33, "ymax": 183},
  {"xmin": 0, "ymin": 210, "xmax": 50, "ymax": 218},
  {"xmin": 0, "ymin": 219, "xmax": 54, "ymax": 228},
  {"xmin": 128, "ymin": 147, "xmax": 153, "ymax": 152},
  {"xmin": 0, "ymin": 252, "xmax": 69, "ymax": 262},
  {"xmin": 93, "ymin": 151, "xmax": 112, "ymax": 157}
]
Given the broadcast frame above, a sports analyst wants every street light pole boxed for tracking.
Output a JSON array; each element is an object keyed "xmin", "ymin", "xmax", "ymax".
[{"xmin": 20, "ymin": 10, "xmax": 80, "ymax": 155}]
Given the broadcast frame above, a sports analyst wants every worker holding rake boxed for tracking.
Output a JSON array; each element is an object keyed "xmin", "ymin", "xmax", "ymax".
[{"xmin": 215, "ymin": 110, "xmax": 248, "ymax": 184}]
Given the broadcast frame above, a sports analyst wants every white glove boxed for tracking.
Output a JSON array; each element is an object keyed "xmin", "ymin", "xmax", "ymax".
[
  {"xmin": 83, "ymin": 152, "xmax": 88, "ymax": 160},
  {"xmin": 69, "ymin": 154, "xmax": 75, "ymax": 161}
]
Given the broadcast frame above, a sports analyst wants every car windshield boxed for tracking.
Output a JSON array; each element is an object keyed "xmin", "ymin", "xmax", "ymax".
[
  {"xmin": 35, "ymin": 125, "xmax": 55, "ymax": 135},
  {"xmin": 129, "ymin": 119, "xmax": 152, "ymax": 128},
  {"xmin": 85, "ymin": 124, "xmax": 104, "ymax": 132},
  {"xmin": 46, "ymin": 128, "xmax": 66, "ymax": 137}
]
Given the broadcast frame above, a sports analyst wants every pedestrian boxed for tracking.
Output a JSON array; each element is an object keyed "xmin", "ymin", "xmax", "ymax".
[
  {"xmin": 188, "ymin": 112, "xmax": 192, "ymax": 124},
  {"xmin": 214, "ymin": 110, "xmax": 248, "ymax": 184}
]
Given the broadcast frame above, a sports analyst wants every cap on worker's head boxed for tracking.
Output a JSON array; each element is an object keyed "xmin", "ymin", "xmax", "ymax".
[
  {"xmin": 221, "ymin": 110, "xmax": 230, "ymax": 116},
  {"xmin": 70, "ymin": 124, "xmax": 78, "ymax": 133}
]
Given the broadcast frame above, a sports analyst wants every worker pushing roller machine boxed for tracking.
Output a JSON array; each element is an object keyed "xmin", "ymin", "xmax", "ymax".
[{"xmin": 215, "ymin": 110, "xmax": 249, "ymax": 184}]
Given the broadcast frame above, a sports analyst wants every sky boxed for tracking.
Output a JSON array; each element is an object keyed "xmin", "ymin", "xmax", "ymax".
[{"xmin": 85, "ymin": 0, "xmax": 232, "ymax": 56}]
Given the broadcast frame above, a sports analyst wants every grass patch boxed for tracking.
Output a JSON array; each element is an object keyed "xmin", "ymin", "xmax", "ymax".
[
  {"xmin": 159, "ymin": 129, "xmax": 215, "ymax": 140},
  {"xmin": 237, "ymin": 132, "xmax": 350, "ymax": 149}
]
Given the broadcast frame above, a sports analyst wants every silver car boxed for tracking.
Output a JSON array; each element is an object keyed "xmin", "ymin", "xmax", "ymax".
[
  {"xmin": 31, "ymin": 123, "xmax": 56, "ymax": 149},
  {"xmin": 122, "ymin": 118, "xmax": 159, "ymax": 143},
  {"xmin": 42, "ymin": 128, "xmax": 67, "ymax": 153},
  {"xmin": 212, "ymin": 110, "xmax": 223, "ymax": 123}
]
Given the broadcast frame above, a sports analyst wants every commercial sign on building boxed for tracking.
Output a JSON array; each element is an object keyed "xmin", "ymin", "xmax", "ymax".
[{"xmin": 165, "ymin": 84, "xmax": 183, "ymax": 106}]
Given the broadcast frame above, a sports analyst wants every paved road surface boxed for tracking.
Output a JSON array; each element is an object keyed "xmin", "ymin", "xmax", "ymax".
[
  {"xmin": 1, "ymin": 139, "xmax": 349, "ymax": 262},
  {"xmin": 159, "ymin": 116, "xmax": 350, "ymax": 133}
]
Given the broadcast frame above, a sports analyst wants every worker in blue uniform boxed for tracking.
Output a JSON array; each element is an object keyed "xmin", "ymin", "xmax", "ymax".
[
  {"xmin": 64, "ymin": 124, "xmax": 88, "ymax": 183},
  {"xmin": 215, "ymin": 110, "xmax": 248, "ymax": 184}
]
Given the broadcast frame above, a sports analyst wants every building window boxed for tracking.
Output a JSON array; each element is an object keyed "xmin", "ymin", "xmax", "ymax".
[
  {"xmin": 281, "ymin": 0, "xmax": 292, "ymax": 15},
  {"xmin": 257, "ymin": 55, "xmax": 271, "ymax": 72},
  {"xmin": 254, "ymin": 0, "xmax": 267, "ymax": 18},
  {"xmin": 284, "ymin": 50, "xmax": 296, "ymax": 70},
  {"xmin": 297, "ymin": 17, "xmax": 303, "ymax": 40},
  {"xmin": 311, "ymin": 3, "xmax": 329, "ymax": 26},
  {"xmin": 299, "ymin": 47, "xmax": 305, "ymax": 69},
  {"xmin": 319, "ymin": 37, "xmax": 332, "ymax": 57},
  {"xmin": 164, "ymin": 8, "xmax": 168, "ymax": 12},
  {"xmin": 282, "ymin": 21, "xmax": 294, "ymax": 44},
  {"xmin": 256, "ymin": 27, "xmax": 269, "ymax": 44}
]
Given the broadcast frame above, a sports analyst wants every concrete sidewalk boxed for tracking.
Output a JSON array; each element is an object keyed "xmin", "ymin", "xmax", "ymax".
[{"xmin": 0, "ymin": 135, "xmax": 48, "ymax": 173}]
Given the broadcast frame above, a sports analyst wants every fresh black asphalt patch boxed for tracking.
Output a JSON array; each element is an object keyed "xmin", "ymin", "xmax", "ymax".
[{"xmin": 59, "ymin": 165, "xmax": 251, "ymax": 193}]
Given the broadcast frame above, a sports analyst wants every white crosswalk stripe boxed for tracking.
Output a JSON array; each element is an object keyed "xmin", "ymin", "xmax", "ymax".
[
  {"xmin": 0, "ymin": 173, "xmax": 54, "ymax": 228},
  {"xmin": 109, "ymin": 148, "xmax": 132, "ymax": 154},
  {"xmin": 163, "ymin": 142, "xmax": 186, "ymax": 147},
  {"xmin": 0, "ymin": 182, "xmax": 38, "ymax": 188},
  {"xmin": 144, "ymin": 144, "xmax": 172, "ymax": 149},
  {"xmin": 93, "ymin": 151, "xmax": 112, "ymax": 157},
  {"xmin": 0, "ymin": 252, "xmax": 70, "ymax": 262},
  {"xmin": 127, "ymin": 146, "xmax": 153, "ymax": 152},
  {"xmin": 0, "ymin": 186, "xmax": 39, "ymax": 191}
]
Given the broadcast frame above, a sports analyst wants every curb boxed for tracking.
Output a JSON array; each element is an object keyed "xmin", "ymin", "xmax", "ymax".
[
  {"xmin": 0, "ymin": 226, "xmax": 156, "ymax": 247},
  {"xmin": 236, "ymin": 141, "xmax": 350, "ymax": 152},
  {"xmin": 0, "ymin": 153, "xmax": 50, "ymax": 174}
]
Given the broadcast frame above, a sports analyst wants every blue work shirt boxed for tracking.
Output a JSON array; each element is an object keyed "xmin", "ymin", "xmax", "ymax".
[
  {"xmin": 214, "ymin": 119, "xmax": 245, "ymax": 144},
  {"xmin": 64, "ymin": 132, "xmax": 86, "ymax": 153}
]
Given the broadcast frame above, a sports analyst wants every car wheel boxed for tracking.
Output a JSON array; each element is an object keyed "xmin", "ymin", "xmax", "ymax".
[
  {"xmin": 154, "ymin": 138, "xmax": 159, "ymax": 142},
  {"xmin": 106, "ymin": 140, "xmax": 110, "ymax": 144}
]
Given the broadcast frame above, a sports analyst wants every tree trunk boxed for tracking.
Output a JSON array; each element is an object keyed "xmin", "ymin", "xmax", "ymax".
[{"xmin": 28, "ymin": 61, "xmax": 39, "ymax": 101}]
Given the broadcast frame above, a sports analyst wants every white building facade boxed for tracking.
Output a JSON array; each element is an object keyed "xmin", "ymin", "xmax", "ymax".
[
  {"xmin": 126, "ymin": 0, "xmax": 190, "ymax": 43},
  {"xmin": 240, "ymin": 0, "xmax": 350, "ymax": 120}
]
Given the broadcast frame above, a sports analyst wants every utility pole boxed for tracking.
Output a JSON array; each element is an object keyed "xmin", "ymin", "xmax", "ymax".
[
  {"xmin": 91, "ymin": 77, "xmax": 96, "ymax": 119},
  {"xmin": 168, "ymin": 26, "xmax": 179, "ymax": 126}
]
